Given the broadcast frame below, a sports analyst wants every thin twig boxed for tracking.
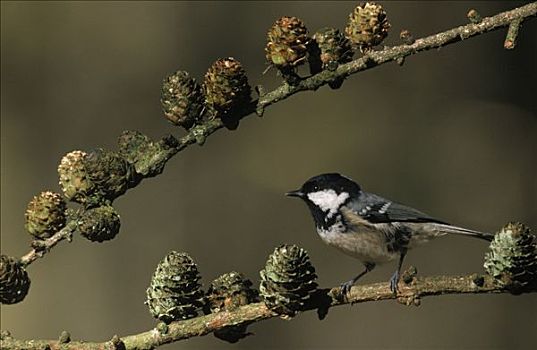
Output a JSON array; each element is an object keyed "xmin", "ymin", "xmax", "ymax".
[
  {"xmin": 2, "ymin": 273, "xmax": 527, "ymax": 350},
  {"xmin": 504, "ymin": 18, "xmax": 523, "ymax": 49},
  {"xmin": 19, "ymin": 221, "xmax": 78, "ymax": 267}
]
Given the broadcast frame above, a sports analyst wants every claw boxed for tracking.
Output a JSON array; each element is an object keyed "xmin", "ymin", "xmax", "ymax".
[
  {"xmin": 389, "ymin": 269, "xmax": 400, "ymax": 294},
  {"xmin": 339, "ymin": 263, "xmax": 376, "ymax": 299},
  {"xmin": 390, "ymin": 250, "xmax": 406, "ymax": 294},
  {"xmin": 338, "ymin": 279, "xmax": 355, "ymax": 300},
  {"xmin": 339, "ymin": 280, "xmax": 355, "ymax": 298}
]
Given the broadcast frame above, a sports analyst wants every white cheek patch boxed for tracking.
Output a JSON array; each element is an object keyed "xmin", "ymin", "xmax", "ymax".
[{"xmin": 307, "ymin": 189, "xmax": 349, "ymax": 218}]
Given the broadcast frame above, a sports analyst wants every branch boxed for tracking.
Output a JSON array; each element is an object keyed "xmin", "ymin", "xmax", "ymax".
[
  {"xmin": 504, "ymin": 18, "xmax": 523, "ymax": 49},
  {"xmin": 3, "ymin": 273, "xmax": 529, "ymax": 350},
  {"xmin": 173, "ymin": 2, "xmax": 537, "ymax": 151},
  {"xmin": 19, "ymin": 221, "xmax": 77, "ymax": 267},
  {"xmin": 14, "ymin": 2, "xmax": 537, "ymax": 268}
]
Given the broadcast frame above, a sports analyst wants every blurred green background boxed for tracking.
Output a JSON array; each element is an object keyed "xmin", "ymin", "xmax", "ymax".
[{"xmin": 1, "ymin": 1, "xmax": 536, "ymax": 349}]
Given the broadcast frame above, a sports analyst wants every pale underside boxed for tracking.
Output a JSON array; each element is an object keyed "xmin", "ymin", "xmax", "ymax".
[{"xmin": 317, "ymin": 208, "xmax": 447, "ymax": 264}]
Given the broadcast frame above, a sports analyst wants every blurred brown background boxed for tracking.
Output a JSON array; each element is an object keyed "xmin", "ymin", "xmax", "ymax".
[{"xmin": 1, "ymin": 1, "xmax": 536, "ymax": 349}]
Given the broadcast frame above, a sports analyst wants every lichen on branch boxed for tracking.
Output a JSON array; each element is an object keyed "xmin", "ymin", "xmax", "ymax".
[
  {"xmin": 1, "ymin": 272, "xmax": 532, "ymax": 350},
  {"xmin": 174, "ymin": 2, "xmax": 537, "ymax": 151}
]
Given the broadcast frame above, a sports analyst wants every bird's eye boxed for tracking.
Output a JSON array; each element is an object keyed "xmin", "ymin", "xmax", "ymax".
[{"xmin": 313, "ymin": 185, "xmax": 319, "ymax": 191}]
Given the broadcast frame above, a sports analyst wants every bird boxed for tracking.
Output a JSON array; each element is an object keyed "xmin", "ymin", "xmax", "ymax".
[{"xmin": 286, "ymin": 173, "xmax": 493, "ymax": 296}]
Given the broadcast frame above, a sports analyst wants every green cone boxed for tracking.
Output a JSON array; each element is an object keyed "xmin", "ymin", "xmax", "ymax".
[
  {"xmin": 313, "ymin": 27, "xmax": 353, "ymax": 71},
  {"xmin": 83, "ymin": 149, "xmax": 136, "ymax": 203},
  {"xmin": 161, "ymin": 70, "xmax": 205, "ymax": 129},
  {"xmin": 58, "ymin": 150, "xmax": 93, "ymax": 203},
  {"xmin": 117, "ymin": 130, "xmax": 177, "ymax": 178},
  {"xmin": 204, "ymin": 57, "xmax": 251, "ymax": 117},
  {"xmin": 25, "ymin": 191, "xmax": 66, "ymax": 239},
  {"xmin": 259, "ymin": 244, "xmax": 317, "ymax": 316},
  {"xmin": 265, "ymin": 16, "xmax": 310, "ymax": 69},
  {"xmin": 345, "ymin": 2, "xmax": 390, "ymax": 51},
  {"xmin": 484, "ymin": 222, "xmax": 537, "ymax": 293},
  {"xmin": 146, "ymin": 251, "xmax": 204, "ymax": 323},
  {"xmin": 78, "ymin": 205, "xmax": 121, "ymax": 243}
]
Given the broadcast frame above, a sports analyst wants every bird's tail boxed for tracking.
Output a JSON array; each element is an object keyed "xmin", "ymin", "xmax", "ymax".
[{"xmin": 436, "ymin": 224, "xmax": 494, "ymax": 241}]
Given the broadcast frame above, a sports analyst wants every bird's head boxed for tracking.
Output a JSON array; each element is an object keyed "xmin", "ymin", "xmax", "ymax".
[{"xmin": 286, "ymin": 173, "xmax": 361, "ymax": 223}]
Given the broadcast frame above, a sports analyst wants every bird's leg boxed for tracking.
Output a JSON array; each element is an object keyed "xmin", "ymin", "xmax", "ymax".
[
  {"xmin": 340, "ymin": 262, "xmax": 375, "ymax": 296},
  {"xmin": 390, "ymin": 249, "xmax": 407, "ymax": 294}
]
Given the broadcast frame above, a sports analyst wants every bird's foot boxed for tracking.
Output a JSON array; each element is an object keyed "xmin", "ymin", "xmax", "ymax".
[
  {"xmin": 339, "ymin": 280, "xmax": 355, "ymax": 299},
  {"xmin": 389, "ymin": 270, "xmax": 400, "ymax": 294}
]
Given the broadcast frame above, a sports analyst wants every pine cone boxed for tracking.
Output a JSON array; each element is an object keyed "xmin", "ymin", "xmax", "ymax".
[
  {"xmin": 58, "ymin": 150, "xmax": 94, "ymax": 203},
  {"xmin": 313, "ymin": 27, "xmax": 354, "ymax": 71},
  {"xmin": 118, "ymin": 130, "xmax": 151, "ymax": 164},
  {"xmin": 266, "ymin": 16, "xmax": 310, "ymax": 69},
  {"xmin": 146, "ymin": 251, "xmax": 204, "ymax": 323},
  {"xmin": 203, "ymin": 57, "xmax": 251, "ymax": 117},
  {"xmin": 206, "ymin": 271, "xmax": 258, "ymax": 313},
  {"xmin": 78, "ymin": 205, "xmax": 121, "ymax": 242},
  {"xmin": 345, "ymin": 2, "xmax": 390, "ymax": 51},
  {"xmin": 25, "ymin": 191, "xmax": 66, "ymax": 239},
  {"xmin": 83, "ymin": 149, "xmax": 136, "ymax": 203},
  {"xmin": 259, "ymin": 244, "xmax": 317, "ymax": 316},
  {"xmin": 161, "ymin": 70, "xmax": 205, "ymax": 129},
  {"xmin": 0, "ymin": 255, "xmax": 31, "ymax": 305},
  {"xmin": 484, "ymin": 222, "xmax": 537, "ymax": 293},
  {"xmin": 117, "ymin": 130, "xmax": 178, "ymax": 178},
  {"xmin": 206, "ymin": 271, "xmax": 258, "ymax": 343}
]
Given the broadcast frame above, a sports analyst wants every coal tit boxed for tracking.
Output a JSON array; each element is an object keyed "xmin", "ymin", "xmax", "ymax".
[{"xmin": 286, "ymin": 173, "xmax": 493, "ymax": 295}]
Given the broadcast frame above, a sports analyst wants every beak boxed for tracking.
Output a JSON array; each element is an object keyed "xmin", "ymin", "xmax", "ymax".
[{"xmin": 285, "ymin": 189, "xmax": 304, "ymax": 198}]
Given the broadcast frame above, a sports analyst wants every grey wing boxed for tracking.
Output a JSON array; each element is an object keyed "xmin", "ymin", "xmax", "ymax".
[
  {"xmin": 349, "ymin": 192, "xmax": 449, "ymax": 224},
  {"xmin": 348, "ymin": 192, "xmax": 492, "ymax": 241}
]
